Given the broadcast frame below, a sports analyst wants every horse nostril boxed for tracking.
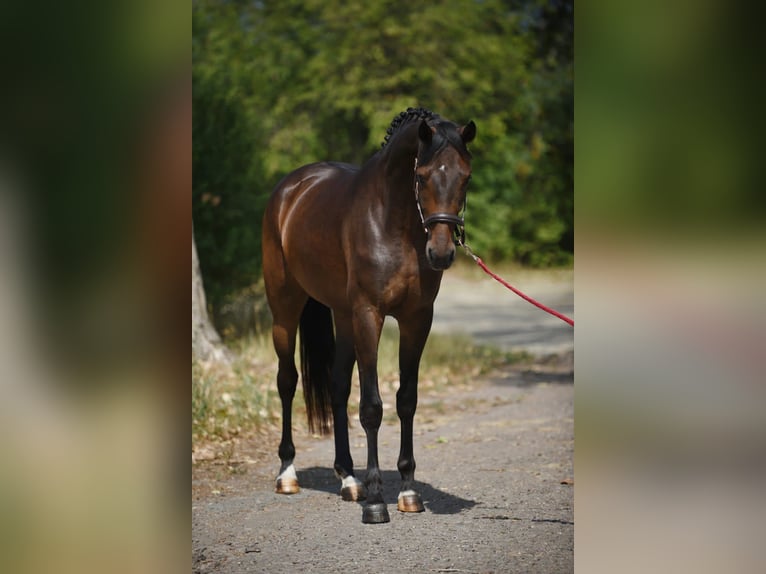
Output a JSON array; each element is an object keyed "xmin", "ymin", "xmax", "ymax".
[
  {"xmin": 449, "ymin": 250, "xmax": 455, "ymax": 263},
  {"xmin": 427, "ymin": 247, "xmax": 434, "ymax": 261}
]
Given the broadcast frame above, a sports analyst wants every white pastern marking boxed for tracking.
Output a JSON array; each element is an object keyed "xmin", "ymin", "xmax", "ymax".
[
  {"xmin": 277, "ymin": 464, "xmax": 297, "ymax": 481},
  {"xmin": 398, "ymin": 489, "xmax": 417, "ymax": 500},
  {"xmin": 341, "ymin": 475, "xmax": 364, "ymax": 489}
]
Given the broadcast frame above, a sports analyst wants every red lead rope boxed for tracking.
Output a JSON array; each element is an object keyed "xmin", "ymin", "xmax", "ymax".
[{"xmin": 459, "ymin": 243, "xmax": 574, "ymax": 327}]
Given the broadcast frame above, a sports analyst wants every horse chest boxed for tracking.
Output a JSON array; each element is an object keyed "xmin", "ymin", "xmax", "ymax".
[{"xmin": 354, "ymin": 248, "xmax": 438, "ymax": 312}]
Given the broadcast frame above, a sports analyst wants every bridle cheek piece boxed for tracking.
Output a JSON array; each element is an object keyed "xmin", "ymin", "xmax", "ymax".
[{"xmin": 413, "ymin": 158, "xmax": 466, "ymax": 246}]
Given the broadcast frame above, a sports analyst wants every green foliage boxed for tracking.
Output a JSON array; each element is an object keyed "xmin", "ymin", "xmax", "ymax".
[{"xmin": 193, "ymin": 0, "xmax": 572, "ymax": 309}]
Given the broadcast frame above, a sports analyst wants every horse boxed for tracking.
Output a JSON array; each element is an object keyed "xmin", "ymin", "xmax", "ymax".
[{"xmin": 262, "ymin": 107, "xmax": 476, "ymax": 524}]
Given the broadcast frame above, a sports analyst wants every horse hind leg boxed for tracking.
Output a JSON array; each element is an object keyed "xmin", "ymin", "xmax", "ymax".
[
  {"xmin": 331, "ymin": 314, "xmax": 365, "ymax": 501},
  {"xmin": 267, "ymin": 280, "xmax": 307, "ymax": 494},
  {"xmin": 273, "ymin": 313, "xmax": 302, "ymax": 494},
  {"xmin": 351, "ymin": 307, "xmax": 389, "ymax": 524},
  {"xmin": 263, "ymin": 205, "xmax": 307, "ymax": 494}
]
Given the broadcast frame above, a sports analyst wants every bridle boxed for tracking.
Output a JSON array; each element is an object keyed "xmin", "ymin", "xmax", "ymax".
[{"xmin": 413, "ymin": 157, "xmax": 467, "ymax": 246}]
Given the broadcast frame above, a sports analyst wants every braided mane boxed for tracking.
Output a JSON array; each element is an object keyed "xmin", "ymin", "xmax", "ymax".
[{"xmin": 381, "ymin": 107, "xmax": 438, "ymax": 148}]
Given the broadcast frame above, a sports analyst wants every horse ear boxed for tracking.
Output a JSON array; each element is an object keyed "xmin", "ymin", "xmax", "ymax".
[
  {"xmin": 418, "ymin": 119, "xmax": 433, "ymax": 144},
  {"xmin": 460, "ymin": 120, "xmax": 476, "ymax": 144}
]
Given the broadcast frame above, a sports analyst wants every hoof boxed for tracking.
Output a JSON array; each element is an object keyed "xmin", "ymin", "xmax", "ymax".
[
  {"xmin": 397, "ymin": 490, "xmax": 424, "ymax": 513},
  {"xmin": 362, "ymin": 503, "xmax": 390, "ymax": 524},
  {"xmin": 275, "ymin": 477, "xmax": 300, "ymax": 494},
  {"xmin": 275, "ymin": 464, "xmax": 299, "ymax": 494},
  {"xmin": 340, "ymin": 476, "xmax": 367, "ymax": 501}
]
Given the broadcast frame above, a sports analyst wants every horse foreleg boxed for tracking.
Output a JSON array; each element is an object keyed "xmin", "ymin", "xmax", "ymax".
[
  {"xmin": 395, "ymin": 308, "xmax": 433, "ymax": 513},
  {"xmin": 352, "ymin": 306, "xmax": 388, "ymax": 524}
]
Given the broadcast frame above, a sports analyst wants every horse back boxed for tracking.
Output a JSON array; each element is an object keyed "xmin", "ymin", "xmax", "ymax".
[{"xmin": 267, "ymin": 160, "xmax": 358, "ymax": 238}]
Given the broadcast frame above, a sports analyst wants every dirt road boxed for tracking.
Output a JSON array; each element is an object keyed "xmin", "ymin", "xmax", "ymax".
[
  {"xmin": 432, "ymin": 266, "xmax": 574, "ymax": 355},
  {"xmin": 193, "ymin": 268, "xmax": 573, "ymax": 573}
]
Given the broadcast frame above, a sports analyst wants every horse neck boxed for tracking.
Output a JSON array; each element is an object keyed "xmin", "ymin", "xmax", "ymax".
[{"xmin": 373, "ymin": 124, "xmax": 422, "ymax": 237}]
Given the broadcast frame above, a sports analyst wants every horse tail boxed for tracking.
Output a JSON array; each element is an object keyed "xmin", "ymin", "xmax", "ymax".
[{"xmin": 299, "ymin": 297, "xmax": 335, "ymax": 435}]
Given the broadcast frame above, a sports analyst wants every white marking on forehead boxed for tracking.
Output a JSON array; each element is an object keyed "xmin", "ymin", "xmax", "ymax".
[{"xmin": 439, "ymin": 164, "xmax": 446, "ymax": 172}]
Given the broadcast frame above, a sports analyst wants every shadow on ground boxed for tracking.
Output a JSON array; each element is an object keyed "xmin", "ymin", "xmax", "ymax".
[
  {"xmin": 490, "ymin": 352, "xmax": 574, "ymax": 388},
  {"xmin": 297, "ymin": 466, "xmax": 477, "ymax": 515},
  {"xmin": 492, "ymin": 370, "xmax": 574, "ymax": 387}
]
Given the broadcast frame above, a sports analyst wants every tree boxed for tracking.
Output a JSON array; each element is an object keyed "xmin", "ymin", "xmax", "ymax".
[{"xmin": 192, "ymin": 227, "xmax": 230, "ymax": 364}]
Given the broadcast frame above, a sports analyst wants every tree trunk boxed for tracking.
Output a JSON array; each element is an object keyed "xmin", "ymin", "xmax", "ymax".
[{"xmin": 192, "ymin": 228, "xmax": 230, "ymax": 364}]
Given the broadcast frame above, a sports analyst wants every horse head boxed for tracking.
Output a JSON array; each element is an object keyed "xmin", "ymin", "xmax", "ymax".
[{"xmin": 414, "ymin": 117, "xmax": 476, "ymax": 270}]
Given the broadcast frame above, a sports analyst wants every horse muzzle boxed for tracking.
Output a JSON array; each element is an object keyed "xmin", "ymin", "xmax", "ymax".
[
  {"xmin": 426, "ymin": 245, "xmax": 456, "ymax": 270},
  {"xmin": 423, "ymin": 213, "xmax": 462, "ymax": 269},
  {"xmin": 425, "ymin": 228, "xmax": 457, "ymax": 271}
]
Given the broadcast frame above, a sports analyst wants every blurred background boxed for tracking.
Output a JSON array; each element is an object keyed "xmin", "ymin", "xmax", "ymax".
[
  {"xmin": 577, "ymin": 1, "xmax": 766, "ymax": 572},
  {"xmin": 0, "ymin": 1, "xmax": 188, "ymax": 573}
]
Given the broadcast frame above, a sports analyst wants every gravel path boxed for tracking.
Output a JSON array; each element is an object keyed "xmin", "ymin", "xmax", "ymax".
[{"xmin": 193, "ymin": 268, "xmax": 573, "ymax": 573}]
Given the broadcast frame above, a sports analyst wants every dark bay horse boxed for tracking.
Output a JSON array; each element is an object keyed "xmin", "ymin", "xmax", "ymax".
[{"xmin": 262, "ymin": 108, "xmax": 476, "ymax": 524}]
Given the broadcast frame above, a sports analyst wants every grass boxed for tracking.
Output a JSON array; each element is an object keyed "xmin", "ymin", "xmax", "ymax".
[
  {"xmin": 192, "ymin": 322, "xmax": 530, "ymax": 453},
  {"xmin": 192, "ymin": 332, "xmax": 281, "ymax": 445}
]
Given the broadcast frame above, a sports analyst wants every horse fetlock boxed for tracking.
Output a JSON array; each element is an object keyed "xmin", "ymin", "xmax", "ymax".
[
  {"xmin": 340, "ymin": 475, "xmax": 367, "ymax": 501},
  {"xmin": 397, "ymin": 456, "xmax": 416, "ymax": 476},
  {"xmin": 278, "ymin": 443, "xmax": 295, "ymax": 463}
]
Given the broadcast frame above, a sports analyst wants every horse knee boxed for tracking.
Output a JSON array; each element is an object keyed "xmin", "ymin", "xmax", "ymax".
[
  {"xmin": 396, "ymin": 401, "xmax": 417, "ymax": 420},
  {"xmin": 396, "ymin": 386, "xmax": 418, "ymax": 419},
  {"xmin": 359, "ymin": 400, "xmax": 382, "ymax": 429}
]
